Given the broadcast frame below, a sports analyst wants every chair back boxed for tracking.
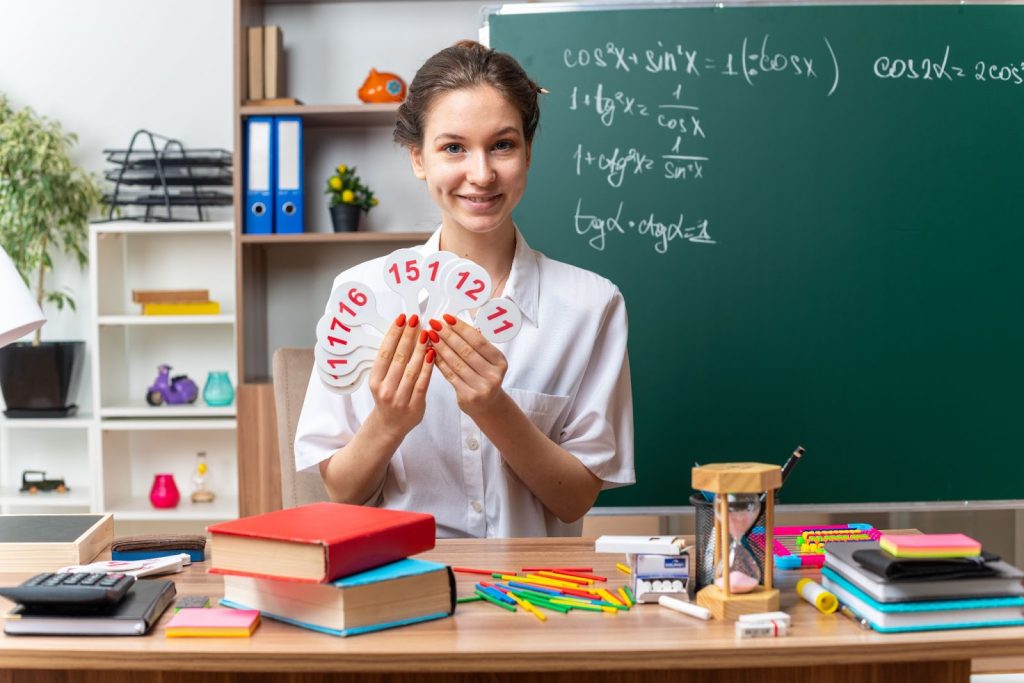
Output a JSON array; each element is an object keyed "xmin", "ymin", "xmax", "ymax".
[{"xmin": 272, "ymin": 347, "xmax": 329, "ymax": 508}]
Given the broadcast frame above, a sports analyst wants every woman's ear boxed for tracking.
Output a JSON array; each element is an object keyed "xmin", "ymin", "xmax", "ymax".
[{"xmin": 409, "ymin": 146, "xmax": 426, "ymax": 180}]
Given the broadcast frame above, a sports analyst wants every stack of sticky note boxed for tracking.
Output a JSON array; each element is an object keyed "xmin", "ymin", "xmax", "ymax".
[
  {"xmin": 165, "ymin": 607, "xmax": 260, "ymax": 637},
  {"xmin": 822, "ymin": 532, "xmax": 1024, "ymax": 633}
]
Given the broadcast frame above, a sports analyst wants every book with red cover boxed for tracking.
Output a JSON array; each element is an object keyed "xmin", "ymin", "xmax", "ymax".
[{"xmin": 207, "ymin": 502, "xmax": 435, "ymax": 583}]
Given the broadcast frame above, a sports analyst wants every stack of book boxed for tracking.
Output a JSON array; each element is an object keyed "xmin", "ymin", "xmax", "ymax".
[
  {"xmin": 208, "ymin": 502, "xmax": 455, "ymax": 637},
  {"xmin": 822, "ymin": 533, "xmax": 1024, "ymax": 633},
  {"xmin": 246, "ymin": 25, "xmax": 297, "ymax": 104},
  {"xmin": 133, "ymin": 289, "xmax": 220, "ymax": 316}
]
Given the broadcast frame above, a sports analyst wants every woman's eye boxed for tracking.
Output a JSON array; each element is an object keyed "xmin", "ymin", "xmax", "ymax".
[
  {"xmin": 494, "ymin": 140, "xmax": 514, "ymax": 151},
  {"xmin": 443, "ymin": 143, "xmax": 464, "ymax": 154}
]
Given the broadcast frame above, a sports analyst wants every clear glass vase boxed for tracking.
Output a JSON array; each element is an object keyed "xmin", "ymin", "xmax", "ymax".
[{"xmin": 202, "ymin": 371, "xmax": 234, "ymax": 407}]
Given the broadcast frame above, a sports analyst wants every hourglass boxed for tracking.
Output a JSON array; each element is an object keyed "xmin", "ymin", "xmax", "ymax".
[{"xmin": 691, "ymin": 463, "xmax": 781, "ymax": 620}]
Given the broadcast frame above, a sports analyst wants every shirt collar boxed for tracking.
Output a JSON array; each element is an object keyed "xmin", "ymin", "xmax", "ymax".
[{"xmin": 419, "ymin": 225, "xmax": 539, "ymax": 327}]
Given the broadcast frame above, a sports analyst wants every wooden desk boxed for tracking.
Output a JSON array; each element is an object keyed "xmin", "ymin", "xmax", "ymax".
[{"xmin": 1, "ymin": 537, "xmax": 1023, "ymax": 683}]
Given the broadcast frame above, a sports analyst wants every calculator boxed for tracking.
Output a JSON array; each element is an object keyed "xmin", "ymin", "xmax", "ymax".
[{"xmin": 0, "ymin": 572, "xmax": 136, "ymax": 607}]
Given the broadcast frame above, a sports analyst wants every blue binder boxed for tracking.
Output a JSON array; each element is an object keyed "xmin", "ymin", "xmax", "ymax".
[
  {"xmin": 274, "ymin": 116, "xmax": 304, "ymax": 234},
  {"xmin": 244, "ymin": 117, "xmax": 275, "ymax": 234}
]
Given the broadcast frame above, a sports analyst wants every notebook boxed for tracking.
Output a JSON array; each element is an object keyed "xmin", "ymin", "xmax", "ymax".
[
  {"xmin": 822, "ymin": 568, "xmax": 1024, "ymax": 633},
  {"xmin": 879, "ymin": 533, "xmax": 981, "ymax": 558},
  {"xmin": 4, "ymin": 579, "xmax": 175, "ymax": 636},
  {"xmin": 825, "ymin": 541, "xmax": 1024, "ymax": 603}
]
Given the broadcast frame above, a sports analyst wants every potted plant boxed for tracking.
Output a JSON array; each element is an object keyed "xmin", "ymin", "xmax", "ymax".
[
  {"xmin": 0, "ymin": 94, "xmax": 101, "ymax": 417},
  {"xmin": 325, "ymin": 164, "xmax": 378, "ymax": 232}
]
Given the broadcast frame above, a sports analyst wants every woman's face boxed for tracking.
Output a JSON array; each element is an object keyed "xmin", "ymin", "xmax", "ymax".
[{"xmin": 409, "ymin": 84, "xmax": 531, "ymax": 239}]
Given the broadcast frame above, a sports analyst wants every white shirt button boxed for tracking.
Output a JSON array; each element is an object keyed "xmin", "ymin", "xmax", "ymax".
[
  {"xmin": 466, "ymin": 437, "xmax": 480, "ymax": 451},
  {"xmin": 471, "ymin": 500, "xmax": 483, "ymax": 513}
]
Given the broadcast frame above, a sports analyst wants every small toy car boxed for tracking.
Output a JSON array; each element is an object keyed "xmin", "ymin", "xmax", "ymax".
[{"xmin": 20, "ymin": 470, "xmax": 69, "ymax": 494}]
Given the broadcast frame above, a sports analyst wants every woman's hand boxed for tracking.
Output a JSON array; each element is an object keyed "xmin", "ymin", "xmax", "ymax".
[
  {"xmin": 367, "ymin": 314, "xmax": 434, "ymax": 438},
  {"xmin": 428, "ymin": 314, "xmax": 508, "ymax": 419}
]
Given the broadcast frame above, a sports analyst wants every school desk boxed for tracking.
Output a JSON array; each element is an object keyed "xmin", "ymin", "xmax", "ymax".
[{"xmin": 1, "ymin": 536, "xmax": 1023, "ymax": 683}]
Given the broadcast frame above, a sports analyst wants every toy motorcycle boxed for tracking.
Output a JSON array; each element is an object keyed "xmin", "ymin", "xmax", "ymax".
[{"xmin": 145, "ymin": 364, "xmax": 198, "ymax": 406}]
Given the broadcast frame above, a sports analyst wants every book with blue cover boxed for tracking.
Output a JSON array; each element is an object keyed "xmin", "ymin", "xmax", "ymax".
[
  {"xmin": 822, "ymin": 567, "xmax": 1024, "ymax": 633},
  {"xmin": 219, "ymin": 558, "xmax": 455, "ymax": 637}
]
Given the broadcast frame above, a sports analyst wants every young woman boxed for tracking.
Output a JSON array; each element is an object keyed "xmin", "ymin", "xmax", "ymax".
[{"xmin": 295, "ymin": 40, "xmax": 634, "ymax": 537}]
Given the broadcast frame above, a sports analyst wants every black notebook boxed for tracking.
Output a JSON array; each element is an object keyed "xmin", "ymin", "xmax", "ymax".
[{"xmin": 4, "ymin": 579, "xmax": 175, "ymax": 636}]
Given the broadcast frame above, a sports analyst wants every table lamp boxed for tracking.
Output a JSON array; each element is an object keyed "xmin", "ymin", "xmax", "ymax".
[{"xmin": 0, "ymin": 246, "xmax": 46, "ymax": 348}]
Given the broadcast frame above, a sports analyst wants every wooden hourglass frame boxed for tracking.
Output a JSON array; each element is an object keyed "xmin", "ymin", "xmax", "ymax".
[{"xmin": 692, "ymin": 462, "xmax": 782, "ymax": 620}]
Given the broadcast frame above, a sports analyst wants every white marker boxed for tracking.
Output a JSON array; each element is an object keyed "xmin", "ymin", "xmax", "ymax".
[
  {"xmin": 382, "ymin": 248, "xmax": 425, "ymax": 316},
  {"xmin": 474, "ymin": 297, "xmax": 522, "ymax": 343},
  {"xmin": 658, "ymin": 595, "xmax": 711, "ymax": 620}
]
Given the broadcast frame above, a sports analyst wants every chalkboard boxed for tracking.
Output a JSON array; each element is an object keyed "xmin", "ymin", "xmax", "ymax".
[{"xmin": 488, "ymin": 4, "xmax": 1024, "ymax": 506}]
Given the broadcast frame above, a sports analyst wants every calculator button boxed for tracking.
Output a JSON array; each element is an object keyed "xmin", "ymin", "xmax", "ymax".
[
  {"xmin": 62, "ymin": 574, "xmax": 85, "ymax": 585},
  {"xmin": 79, "ymin": 574, "xmax": 101, "ymax": 585},
  {"xmin": 26, "ymin": 574, "xmax": 51, "ymax": 586}
]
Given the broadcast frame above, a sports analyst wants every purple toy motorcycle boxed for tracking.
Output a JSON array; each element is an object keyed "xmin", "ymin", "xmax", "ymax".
[{"xmin": 145, "ymin": 364, "xmax": 199, "ymax": 406}]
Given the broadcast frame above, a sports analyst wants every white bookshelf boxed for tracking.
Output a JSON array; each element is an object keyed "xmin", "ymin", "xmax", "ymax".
[
  {"xmin": 0, "ymin": 417, "xmax": 96, "ymax": 514},
  {"xmin": 85, "ymin": 221, "xmax": 239, "ymax": 524}
]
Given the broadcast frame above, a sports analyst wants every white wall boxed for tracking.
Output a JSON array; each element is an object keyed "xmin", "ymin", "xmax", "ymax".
[{"xmin": 0, "ymin": 0, "xmax": 233, "ymax": 410}]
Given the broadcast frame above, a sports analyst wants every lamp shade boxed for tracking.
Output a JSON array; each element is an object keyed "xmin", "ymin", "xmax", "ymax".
[{"xmin": 0, "ymin": 246, "xmax": 46, "ymax": 348}]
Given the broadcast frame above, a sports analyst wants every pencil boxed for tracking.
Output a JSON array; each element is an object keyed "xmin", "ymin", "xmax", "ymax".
[
  {"xmin": 548, "ymin": 570, "xmax": 607, "ymax": 581},
  {"xmin": 520, "ymin": 566, "xmax": 593, "ymax": 572},
  {"xmin": 475, "ymin": 588, "xmax": 517, "ymax": 612},
  {"xmin": 618, "ymin": 587, "xmax": 632, "ymax": 607},
  {"xmin": 454, "ymin": 566, "xmax": 513, "ymax": 576},
  {"xmin": 538, "ymin": 570, "xmax": 592, "ymax": 584},
  {"xmin": 616, "ymin": 562, "xmax": 632, "ymax": 575},
  {"xmin": 507, "ymin": 592, "xmax": 547, "ymax": 622},
  {"xmin": 457, "ymin": 595, "xmax": 483, "ymax": 603}
]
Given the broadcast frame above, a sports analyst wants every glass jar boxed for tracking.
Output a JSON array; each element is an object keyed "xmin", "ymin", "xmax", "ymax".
[{"xmin": 203, "ymin": 371, "xmax": 234, "ymax": 407}]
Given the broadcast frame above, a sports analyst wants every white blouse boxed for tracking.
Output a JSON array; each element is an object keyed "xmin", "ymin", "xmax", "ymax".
[{"xmin": 294, "ymin": 227, "xmax": 635, "ymax": 537}]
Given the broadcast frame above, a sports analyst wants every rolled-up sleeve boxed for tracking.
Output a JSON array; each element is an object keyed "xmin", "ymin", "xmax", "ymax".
[
  {"xmin": 557, "ymin": 289, "xmax": 635, "ymax": 489},
  {"xmin": 293, "ymin": 367, "xmax": 361, "ymax": 472}
]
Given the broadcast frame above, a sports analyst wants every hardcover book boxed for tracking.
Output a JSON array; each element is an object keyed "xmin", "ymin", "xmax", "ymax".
[
  {"xmin": 0, "ymin": 513, "xmax": 113, "ymax": 572},
  {"xmin": 220, "ymin": 558, "xmax": 455, "ymax": 637},
  {"xmin": 4, "ymin": 579, "xmax": 175, "ymax": 636},
  {"xmin": 822, "ymin": 568, "xmax": 1024, "ymax": 633},
  {"xmin": 207, "ymin": 502, "xmax": 435, "ymax": 582}
]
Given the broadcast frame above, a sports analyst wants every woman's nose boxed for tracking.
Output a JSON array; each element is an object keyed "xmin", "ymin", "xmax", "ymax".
[{"xmin": 468, "ymin": 153, "xmax": 496, "ymax": 185}]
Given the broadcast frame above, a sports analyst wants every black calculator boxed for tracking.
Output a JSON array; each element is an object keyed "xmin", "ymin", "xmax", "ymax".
[{"xmin": 0, "ymin": 572, "xmax": 136, "ymax": 607}]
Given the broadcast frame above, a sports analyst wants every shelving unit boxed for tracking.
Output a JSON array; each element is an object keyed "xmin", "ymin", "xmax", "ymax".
[
  {"xmin": 232, "ymin": 0, "xmax": 484, "ymax": 514},
  {"xmin": 82, "ymin": 220, "xmax": 239, "ymax": 522}
]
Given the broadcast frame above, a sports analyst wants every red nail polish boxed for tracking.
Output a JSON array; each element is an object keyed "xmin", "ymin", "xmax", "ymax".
[
  {"xmin": 428, "ymin": 330, "xmax": 440, "ymax": 344},
  {"xmin": 443, "ymin": 313, "xmax": 457, "ymax": 326},
  {"xmin": 425, "ymin": 349, "xmax": 435, "ymax": 364},
  {"xmin": 395, "ymin": 314, "xmax": 406, "ymax": 327},
  {"xmin": 419, "ymin": 330, "xmax": 428, "ymax": 344},
  {"xmin": 408, "ymin": 314, "xmax": 419, "ymax": 328},
  {"xmin": 429, "ymin": 318, "xmax": 442, "ymax": 331}
]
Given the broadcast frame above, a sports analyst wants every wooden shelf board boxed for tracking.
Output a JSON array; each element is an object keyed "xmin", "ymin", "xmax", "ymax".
[
  {"xmin": 97, "ymin": 314, "xmax": 236, "ymax": 326},
  {"xmin": 92, "ymin": 221, "xmax": 234, "ymax": 235},
  {"xmin": 99, "ymin": 405, "xmax": 236, "ymax": 419},
  {"xmin": 240, "ymin": 230, "xmax": 431, "ymax": 245},
  {"xmin": 0, "ymin": 486, "xmax": 92, "ymax": 507},
  {"xmin": 0, "ymin": 415, "xmax": 94, "ymax": 429},
  {"xmin": 239, "ymin": 103, "xmax": 399, "ymax": 127},
  {"xmin": 99, "ymin": 418, "xmax": 237, "ymax": 431},
  {"xmin": 106, "ymin": 495, "xmax": 238, "ymax": 521}
]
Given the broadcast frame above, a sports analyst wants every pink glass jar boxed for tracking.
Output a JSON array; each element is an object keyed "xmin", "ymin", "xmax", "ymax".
[{"xmin": 149, "ymin": 473, "xmax": 180, "ymax": 508}]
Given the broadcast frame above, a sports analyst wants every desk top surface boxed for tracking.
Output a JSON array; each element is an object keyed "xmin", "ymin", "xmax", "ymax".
[{"xmin": 2, "ymin": 537, "xmax": 1024, "ymax": 674}]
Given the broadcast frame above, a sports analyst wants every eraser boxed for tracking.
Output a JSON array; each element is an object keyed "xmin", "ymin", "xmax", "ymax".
[
  {"xmin": 175, "ymin": 595, "xmax": 211, "ymax": 611},
  {"xmin": 595, "ymin": 535, "xmax": 686, "ymax": 555},
  {"xmin": 738, "ymin": 611, "xmax": 792, "ymax": 627}
]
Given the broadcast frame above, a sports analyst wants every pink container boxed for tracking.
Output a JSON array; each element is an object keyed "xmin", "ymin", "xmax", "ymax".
[{"xmin": 149, "ymin": 473, "xmax": 180, "ymax": 508}]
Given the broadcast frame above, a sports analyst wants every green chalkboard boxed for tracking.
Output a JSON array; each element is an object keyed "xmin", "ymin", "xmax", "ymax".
[{"xmin": 489, "ymin": 4, "xmax": 1024, "ymax": 506}]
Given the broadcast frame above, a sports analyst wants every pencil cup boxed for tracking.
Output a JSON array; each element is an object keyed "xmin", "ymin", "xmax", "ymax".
[{"xmin": 690, "ymin": 493, "xmax": 766, "ymax": 591}]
